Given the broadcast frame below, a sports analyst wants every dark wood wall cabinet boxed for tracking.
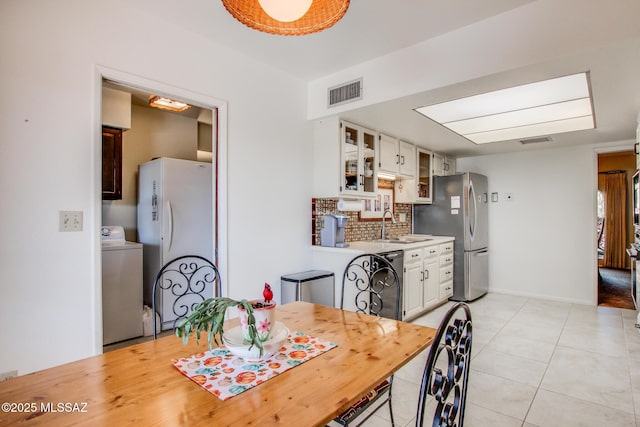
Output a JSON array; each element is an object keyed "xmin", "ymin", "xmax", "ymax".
[{"xmin": 102, "ymin": 127, "xmax": 123, "ymax": 200}]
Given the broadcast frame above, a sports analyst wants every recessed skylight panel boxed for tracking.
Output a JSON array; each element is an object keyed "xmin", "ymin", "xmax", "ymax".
[
  {"xmin": 414, "ymin": 72, "xmax": 594, "ymax": 144},
  {"xmin": 445, "ymin": 98, "xmax": 593, "ymax": 135},
  {"xmin": 465, "ymin": 115, "xmax": 595, "ymax": 144}
]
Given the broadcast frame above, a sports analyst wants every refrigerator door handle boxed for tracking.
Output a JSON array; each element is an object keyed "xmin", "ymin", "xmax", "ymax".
[
  {"xmin": 475, "ymin": 250, "xmax": 489, "ymax": 256},
  {"xmin": 469, "ymin": 181, "xmax": 477, "ymax": 241},
  {"xmin": 167, "ymin": 200, "xmax": 174, "ymax": 252}
]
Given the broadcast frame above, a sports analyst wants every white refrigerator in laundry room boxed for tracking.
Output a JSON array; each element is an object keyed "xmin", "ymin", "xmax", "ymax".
[{"xmin": 137, "ymin": 157, "xmax": 214, "ymax": 331}]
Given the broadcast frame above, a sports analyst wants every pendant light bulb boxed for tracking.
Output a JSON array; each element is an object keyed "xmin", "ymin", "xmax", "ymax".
[{"xmin": 258, "ymin": 0, "xmax": 313, "ymax": 22}]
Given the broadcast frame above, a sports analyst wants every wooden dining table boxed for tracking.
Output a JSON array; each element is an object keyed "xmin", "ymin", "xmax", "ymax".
[{"xmin": 0, "ymin": 301, "xmax": 436, "ymax": 426}]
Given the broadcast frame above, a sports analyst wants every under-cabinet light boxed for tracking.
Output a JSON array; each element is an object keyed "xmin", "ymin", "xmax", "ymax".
[
  {"xmin": 414, "ymin": 72, "xmax": 594, "ymax": 144},
  {"xmin": 377, "ymin": 172, "xmax": 397, "ymax": 181}
]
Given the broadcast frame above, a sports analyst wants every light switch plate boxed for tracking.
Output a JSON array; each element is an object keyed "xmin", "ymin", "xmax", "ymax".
[{"xmin": 59, "ymin": 211, "xmax": 83, "ymax": 232}]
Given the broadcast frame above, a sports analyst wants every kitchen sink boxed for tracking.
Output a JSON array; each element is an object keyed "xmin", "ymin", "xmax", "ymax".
[
  {"xmin": 399, "ymin": 235, "xmax": 433, "ymax": 242},
  {"xmin": 376, "ymin": 236, "xmax": 433, "ymax": 244}
]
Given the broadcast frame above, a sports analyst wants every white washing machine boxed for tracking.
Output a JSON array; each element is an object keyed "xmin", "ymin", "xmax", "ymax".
[{"xmin": 101, "ymin": 226, "xmax": 143, "ymax": 345}]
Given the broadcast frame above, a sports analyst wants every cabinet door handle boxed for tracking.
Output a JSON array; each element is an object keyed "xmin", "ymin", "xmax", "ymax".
[
  {"xmin": 396, "ymin": 154, "xmax": 400, "ymax": 165},
  {"xmin": 420, "ymin": 271, "xmax": 424, "ymax": 281},
  {"xmin": 424, "ymin": 269, "xmax": 429, "ymax": 279},
  {"xmin": 400, "ymin": 155, "xmax": 405, "ymax": 165},
  {"xmin": 359, "ymin": 174, "xmax": 364, "ymax": 186}
]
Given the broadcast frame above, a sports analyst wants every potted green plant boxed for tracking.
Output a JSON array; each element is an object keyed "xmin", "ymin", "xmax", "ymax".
[{"xmin": 175, "ymin": 295, "xmax": 276, "ymax": 357}]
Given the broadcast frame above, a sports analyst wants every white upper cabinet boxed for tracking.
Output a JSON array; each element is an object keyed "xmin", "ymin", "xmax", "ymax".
[
  {"xmin": 399, "ymin": 141, "xmax": 416, "ymax": 177},
  {"xmin": 342, "ymin": 121, "xmax": 378, "ymax": 197},
  {"xmin": 378, "ymin": 134, "xmax": 415, "ymax": 178},
  {"xmin": 102, "ymin": 87, "xmax": 131, "ymax": 130},
  {"xmin": 416, "ymin": 148, "xmax": 433, "ymax": 202},
  {"xmin": 395, "ymin": 147, "xmax": 433, "ymax": 204},
  {"xmin": 313, "ymin": 117, "xmax": 378, "ymax": 199},
  {"xmin": 379, "ymin": 134, "xmax": 398, "ymax": 174},
  {"xmin": 433, "ymin": 152, "xmax": 456, "ymax": 176}
]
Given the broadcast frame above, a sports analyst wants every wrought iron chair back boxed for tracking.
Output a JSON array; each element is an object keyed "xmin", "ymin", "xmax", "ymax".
[
  {"xmin": 151, "ymin": 255, "xmax": 219, "ymax": 339},
  {"xmin": 334, "ymin": 253, "xmax": 401, "ymax": 426},
  {"xmin": 416, "ymin": 302, "xmax": 473, "ymax": 427},
  {"xmin": 340, "ymin": 253, "xmax": 401, "ymax": 320}
]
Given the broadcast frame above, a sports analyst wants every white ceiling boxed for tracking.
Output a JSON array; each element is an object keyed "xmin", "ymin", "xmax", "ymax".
[{"xmin": 130, "ymin": 0, "xmax": 640, "ymax": 157}]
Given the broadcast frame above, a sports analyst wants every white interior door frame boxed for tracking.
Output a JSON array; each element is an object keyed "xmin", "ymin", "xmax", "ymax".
[
  {"xmin": 93, "ymin": 65, "xmax": 229, "ymax": 352},
  {"xmin": 592, "ymin": 141, "xmax": 635, "ymax": 306}
]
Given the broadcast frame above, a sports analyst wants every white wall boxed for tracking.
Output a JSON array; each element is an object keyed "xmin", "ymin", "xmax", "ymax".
[
  {"xmin": 307, "ymin": 0, "xmax": 640, "ymax": 120},
  {"xmin": 457, "ymin": 145, "xmax": 602, "ymax": 304},
  {"xmin": 0, "ymin": 0, "xmax": 312, "ymax": 375}
]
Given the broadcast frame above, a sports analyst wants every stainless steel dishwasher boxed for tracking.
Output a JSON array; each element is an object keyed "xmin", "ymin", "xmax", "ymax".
[{"xmin": 375, "ymin": 250, "xmax": 404, "ymax": 320}]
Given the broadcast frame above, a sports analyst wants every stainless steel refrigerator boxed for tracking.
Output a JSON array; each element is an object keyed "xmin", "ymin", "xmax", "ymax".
[
  {"xmin": 137, "ymin": 157, "xmax": 214, "ymax": 330},
  {"xmin": 413, "ymin": 172, "xmax": 489, "ymax": 301}
]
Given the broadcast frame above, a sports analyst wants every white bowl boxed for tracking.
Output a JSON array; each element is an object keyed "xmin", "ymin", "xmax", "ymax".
[{"xmin": 222, "ymin": 321, "xmax": 289, "ymax": 361}]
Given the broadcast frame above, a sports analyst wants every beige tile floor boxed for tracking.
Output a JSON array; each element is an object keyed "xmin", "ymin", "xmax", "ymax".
[{"xmin": 361, "ymin": 293, "xmax": 640, "ymax": 427}]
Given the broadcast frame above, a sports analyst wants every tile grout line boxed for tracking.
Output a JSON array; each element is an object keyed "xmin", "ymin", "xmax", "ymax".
[
  {"xmin": 465, "ymin": 296, "xmax": 536, "ymax": 424},
  {"xmin": 529, "ymin": 304, "xmax": 638, "ymax": 423},
  {"xmin": 517, "ymin": 298, "xmax": 572, "ymax": 426}
]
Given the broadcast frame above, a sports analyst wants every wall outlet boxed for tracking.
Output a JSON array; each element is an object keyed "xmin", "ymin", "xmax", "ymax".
[
  {"xmin": 505, "ymin": 193, "xmax": 514, "ymax": 202},
  {"xmin": 0, "ymin": 370, "xmax": 18, "ymax": 381},
  {"xmin": 59, "ymin": 210, "xmax": 83, "ymax": 232},
  {"xmin": 398, "ymin": 213, "xmax": 407, "ymax": 223}
]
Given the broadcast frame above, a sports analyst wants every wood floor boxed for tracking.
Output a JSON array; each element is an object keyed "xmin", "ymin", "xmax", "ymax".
[{"xmin": 598, "ymin": 267, "xmax": 635, "ymax": 310}]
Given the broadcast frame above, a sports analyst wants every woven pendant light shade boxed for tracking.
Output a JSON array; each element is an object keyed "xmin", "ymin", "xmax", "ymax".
[{"xmin": 221, "ymin": 0, "xmax": 350, "ymax": 36}]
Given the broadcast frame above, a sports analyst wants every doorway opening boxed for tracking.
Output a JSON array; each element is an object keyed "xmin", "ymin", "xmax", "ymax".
[
  {"xmin": 97, "ymin": 67, "xmax": 226, "ymax": 353},
  {"xmin": 597, "ymin": 151, "xmax": 635, "ymax": 309}
]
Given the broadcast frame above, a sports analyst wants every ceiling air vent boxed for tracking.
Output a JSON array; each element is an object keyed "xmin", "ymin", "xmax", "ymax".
[
  {"xmin": 328, "ymin": 78, "xmax": 362, "ymax": 107},
  {"xmin": 520, "ymin": 136, "xmax": 552, "ymax": 144}
]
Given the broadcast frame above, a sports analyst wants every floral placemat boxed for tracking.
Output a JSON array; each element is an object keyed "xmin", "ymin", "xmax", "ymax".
[{"xmin": 172, "ymin": 331, "xmax": 338, "ymax": 400}]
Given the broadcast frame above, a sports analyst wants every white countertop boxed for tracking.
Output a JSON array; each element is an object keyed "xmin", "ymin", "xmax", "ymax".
[{"xmin": 312, "ymin": 234, "xmax": 454, "ymax": 254}]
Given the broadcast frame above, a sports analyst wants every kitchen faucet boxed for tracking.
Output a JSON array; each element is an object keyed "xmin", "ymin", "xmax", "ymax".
[{"xmin": 381, "ymin": 209, "xmax": 396, "ymax": 240}]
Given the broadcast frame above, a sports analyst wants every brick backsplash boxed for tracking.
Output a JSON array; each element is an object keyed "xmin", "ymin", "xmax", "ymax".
[{"xmin": 312, "ymin": 194, "xmax": 412, "ymax": 245}]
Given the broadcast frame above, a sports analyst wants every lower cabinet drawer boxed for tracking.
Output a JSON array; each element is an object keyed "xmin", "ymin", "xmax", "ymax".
[
  {"xmin": 405, "ymin": 249, "xmax": 423, "ymax": 263},
  {"xmin": 440, "ymin": 253, "xmax": 453, "ymax": 266},
  {"xmin": 439, "ymin": 281, "xmax": 453, "ymax": 299},
  {"xmin": 440, "ymin": 242, "xmax": 454, "ymax": 254},
  {"xmin": 440, "ymin": 266, "xmax": 453, "ymax": 283},
  {"xmin": 423, "ymin": 246, "xmax": 439, "ymax": 259}
]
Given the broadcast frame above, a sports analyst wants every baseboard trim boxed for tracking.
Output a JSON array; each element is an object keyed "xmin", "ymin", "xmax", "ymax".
[{"xmin": 488, "ymin": 288, "xmax": 593, "ymax": 306}]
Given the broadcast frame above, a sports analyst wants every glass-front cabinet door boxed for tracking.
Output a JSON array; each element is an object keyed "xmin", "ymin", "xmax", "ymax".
[
  {"xmin": 341, "ymin": 121, "xmax": 377, "ymax": 197},
  {"xmin": 416, "ymin": 148, "xmax": 432, "ymax": 203},
  {"xmin": 361, "ymin": 129, "xmax": 376, "ymax": 194}
]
